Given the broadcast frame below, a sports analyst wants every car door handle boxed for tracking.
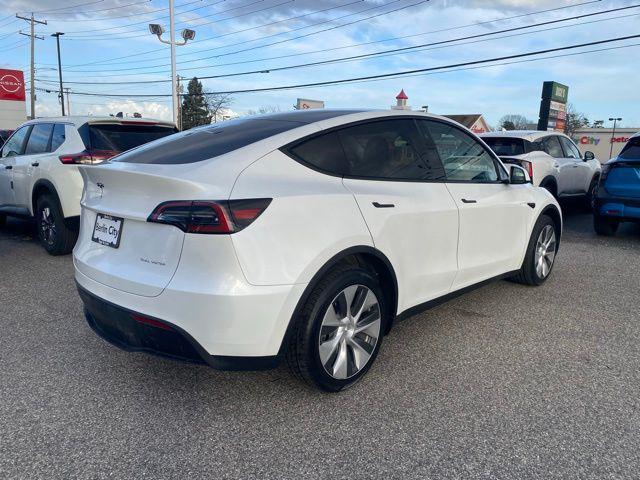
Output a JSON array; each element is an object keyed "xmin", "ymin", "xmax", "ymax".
[
  {"xmin": 31, "ymin": 162, "xmax": 39, "ymax": 167},
  {"xmin": 372, "ymin": 202, "xmax": 395, "ymax": 208},
  {"xmin": 461, "ymin": 198, "xmax": 477, "ymax": 204},
  {"xmin": 4, "ymin": 165, "xmax": 12, "ymax": 170}
]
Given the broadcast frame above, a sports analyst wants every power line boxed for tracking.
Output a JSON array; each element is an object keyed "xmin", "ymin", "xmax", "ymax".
[
  {"xmin": 52, "ymin": 3, "xmax": 638, "ymax": 83},
  {"xmin": 53, "ymin": 34, "xmax": 640, "ymax": 97},
  {"xmin": 61, "ymin": 0, "xmax": 294, "ymax": 39},
  {"xmin": 60, "ymin": 0, "xmax": 421, "ymax": 67},
  {"xmin": 42, "ymin": 0, "xmax": 150, "ymax": 16}
]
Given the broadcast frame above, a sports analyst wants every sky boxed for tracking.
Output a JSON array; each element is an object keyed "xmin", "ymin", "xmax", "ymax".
[{"xmin": 0, "ymin": 0, "xmax": 638, "ymax": 128}]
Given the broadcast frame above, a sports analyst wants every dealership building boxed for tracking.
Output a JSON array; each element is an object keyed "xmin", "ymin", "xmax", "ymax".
[{"xmin": 571, "ymin": 128, "xmax": 639, "ymax": 161}]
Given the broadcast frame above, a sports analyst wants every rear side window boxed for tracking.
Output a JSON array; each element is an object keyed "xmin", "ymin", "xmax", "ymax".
[
  {"xmin": 1, "ymin": 125, "xmax": 31, "ymax": 157},
  {"xmin": 481, "ymin": 137, "xmax": 526, "ymax": 156},
  {"xmin": 424, "ymin": 121, "xmax": 501, "ymax": 183},
  {"xmin": 88, "ymin": 124, "xmax": 177, "ymax": 154},
  {"xmin": 115, "ymin": 118, "xmax": 303, "ymax": 164},
  {"xmin": 619, "ymin": 137, "xmax": 640, "ymax": 159},
  {"xmin": 288, "ymin": 131, "xmax": 347, "ymax": 175},
  {"xmin": 25, "ymin": 123, "xmax": 53, "ymax": 154},
  {"xmin": 50, "ymin": 124, "xmax": 66, "ymax": 151},
  {"xmin": 542, "ymin": 136, "xmax": 564, "ymax": 158}
]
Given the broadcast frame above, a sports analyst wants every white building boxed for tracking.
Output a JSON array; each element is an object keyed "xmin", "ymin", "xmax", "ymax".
[{"xmin": 571, "ymin": 127, "xmax": 639, "ymax": 161}]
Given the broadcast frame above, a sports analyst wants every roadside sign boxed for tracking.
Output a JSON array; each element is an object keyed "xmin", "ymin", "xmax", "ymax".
[{"xmin": 537, "ymin": 81, "xmax": 569, "ymax": 132}]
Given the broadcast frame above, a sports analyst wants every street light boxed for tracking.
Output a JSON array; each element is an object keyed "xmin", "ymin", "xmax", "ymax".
[
  {"xmin": 609, "ymin": 117, "xmax": 622, "ymax": 158},
  {"xmin": 51, "ymin": 32, "xmax": 65, "ymax": 116},
  {"xmin": 148, "ymin": 0, "xmax": 196, "ymax": 129}
]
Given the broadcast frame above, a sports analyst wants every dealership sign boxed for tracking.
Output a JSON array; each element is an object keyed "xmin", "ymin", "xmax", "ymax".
[
  {"xmin": 537, "ymin": 81, "xmax": 569, "ymax": 133},
  {"xmin": 0, "ymin": 69, "xmax": 26, "ymax": 102}
]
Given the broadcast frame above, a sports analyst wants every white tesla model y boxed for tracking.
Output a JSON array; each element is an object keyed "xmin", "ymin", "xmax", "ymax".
[{"xmin": 74, "ymin": 110, "xmax": 562, "ymax": 391}]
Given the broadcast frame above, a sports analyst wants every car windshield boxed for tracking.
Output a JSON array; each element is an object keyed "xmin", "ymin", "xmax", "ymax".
[
  {"xmin": 619, "ymin": 137, "xmax": 640, "ymax": 160},
  {"xmin": 481, "ymin": 137, "xmax": 527, "ymax": 156}
]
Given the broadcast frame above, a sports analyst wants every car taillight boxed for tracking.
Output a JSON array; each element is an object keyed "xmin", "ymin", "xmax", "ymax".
[
  {"xmin": 59, "ymin": 149, "xmax": 119, "ymax": 165},
  {"xmin": 148, "ymin": 199, "xmax": 271, "ymax": 234},
  {"xmin": 521, "ymin": 160, "xmax": 534, "ymax": 182}
]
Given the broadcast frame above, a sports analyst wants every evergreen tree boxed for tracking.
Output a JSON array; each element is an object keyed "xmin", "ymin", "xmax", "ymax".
[{"xmin": 181, "ymin": 77, "xmax": 211, "ymax": 130}]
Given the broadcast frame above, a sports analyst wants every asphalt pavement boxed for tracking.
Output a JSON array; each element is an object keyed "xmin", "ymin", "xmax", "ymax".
[{"xmin": 1, "ymin": 202, "xmax": 639, "ymax": 479}]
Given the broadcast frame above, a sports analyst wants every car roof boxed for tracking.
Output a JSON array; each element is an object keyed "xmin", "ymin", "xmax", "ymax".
[
  {"xmin": 22, "ymin": 116, "xmax": 176, "ymax": 128},
  {"xmin": 479, "ymin": 130, "xmax": 565, "ymax": 141}
]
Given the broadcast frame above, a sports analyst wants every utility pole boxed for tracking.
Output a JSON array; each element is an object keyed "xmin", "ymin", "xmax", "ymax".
[
  {"xmin": 51, "ymin": 32, "xmax": 65, "ymax": 116},
  {"xmin": 176, "ymin": 75, "xmax": 183, "ymax": 130},
  {"xmin": 17, "ymin": 13, "xmax": 47, "ymax": 119},
  {"xmin": 64, "ymin": 87, "xmax": 71, "ymax": 115},
  {"xmin": 609, "ymin": 117, "xmax": 622, "ymax": 158}
]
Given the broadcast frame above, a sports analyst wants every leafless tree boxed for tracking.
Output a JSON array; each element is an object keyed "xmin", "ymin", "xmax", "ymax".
[
  {"xmin": 205, "ymin": 93, "xmax": 233, "ymax": 123},
  {"xmin": 246, "ymin": 105, "xmax": 282, "ymax": 116}
]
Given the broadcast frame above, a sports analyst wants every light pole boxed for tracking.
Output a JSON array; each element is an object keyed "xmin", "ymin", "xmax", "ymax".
[
  {"xmin": 149, "ymin": 1, "xmax": 195, "ymax": 129},
  {"xmin": 51, "ymin": 32, "xmax": 65, "ymax": 116},
  {"xmin": 609, "ymin": 117, "xmax": 622, "ymax": 158}
]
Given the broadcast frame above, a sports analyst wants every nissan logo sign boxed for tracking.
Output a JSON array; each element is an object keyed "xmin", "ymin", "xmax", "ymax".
[{"xmin": 0, "ymin": 74, "xmax": 22, "ymax": 93}]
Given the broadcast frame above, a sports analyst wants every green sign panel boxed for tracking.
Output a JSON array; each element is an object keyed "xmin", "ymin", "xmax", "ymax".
[{"xmin": 549, "ymin": 82, "xmax": 569, "ymax": 103}]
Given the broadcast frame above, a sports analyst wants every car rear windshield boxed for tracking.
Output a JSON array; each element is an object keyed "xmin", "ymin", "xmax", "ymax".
[
  {"xmin": 619, "ymin": 137, "xmax": 640, "ymax": 160},
  {"xmin": 113, "ymin": 118, "xmax": 306, "ymax": 164},
  {"xmin": 481, "ymin": 137, "xmax": 527, "ymax": 156},
  {"xmin": 85, "ymin": 123, "xmax": 178, "ymax": 153}
]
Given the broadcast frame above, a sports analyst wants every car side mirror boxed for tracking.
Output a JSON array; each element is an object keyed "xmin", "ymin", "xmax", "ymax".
[
  {"xmin": 509, "ymin": 165, "xmax": 530, "ymax": 185},
  {"xmin": 584, "ymin": 151, "xmax": 595, "ymax": 162}
]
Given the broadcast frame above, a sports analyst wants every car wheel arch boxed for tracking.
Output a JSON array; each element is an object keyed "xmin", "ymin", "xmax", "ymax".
[
  {"xmin": 32, "ymin": 179, "xmax": 62, "ymax": 217},
  {"xmin": 539, "ymin": 176, "xmax": 558, "ymax": 196},
  {"xmin": 539, "ymin": 204, "xmax": 562, "ymax": 245},
  {"xmin": 278, "ymin": 246, "xmax": 399, "ymax": 356}
]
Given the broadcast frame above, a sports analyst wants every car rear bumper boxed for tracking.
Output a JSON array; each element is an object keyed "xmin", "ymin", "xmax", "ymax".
[
  {"xmin": 595, "ymin": 194, "xmax": 640, "ymax": 221},
  {"xmin": 75, "ymin": 262, "xmax": 307, "ymax": 361},
  {"xmin": 78, "ymin": 285, "xmax": 281, "ymax": 370}
]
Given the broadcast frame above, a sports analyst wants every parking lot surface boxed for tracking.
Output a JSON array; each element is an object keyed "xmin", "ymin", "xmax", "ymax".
[{"xmin": 1, "ymin": 204, "xmax": 639, "ymax": 479}]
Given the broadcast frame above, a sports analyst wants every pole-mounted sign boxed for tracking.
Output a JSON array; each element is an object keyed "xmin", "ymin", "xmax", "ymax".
[{"xmin": 537, "ymin": 81, "xmax": 569, "ymax": 132}]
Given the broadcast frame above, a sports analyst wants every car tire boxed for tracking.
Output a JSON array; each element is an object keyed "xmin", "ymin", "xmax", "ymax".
[
  {"xmin": 36, "ymin": 194, "xmax": 78, "ymax": 255},
  {"xmin": 286, "ymin": 264, "xmax": 387, "ymax": 392},
  {"xmin": 0, "ymin": 213, "xmax": 6, "ymax": 228},
  {"xmin": 586, "ymin": 176, "xmax": 599, "ymax": 210},
  {"xmin": 593, "ymin": 214, "xmax": 619, "ymax": 236},
  {"xmin": 511, "ymin": 215, "xmax": 558, "ymax": 286}
]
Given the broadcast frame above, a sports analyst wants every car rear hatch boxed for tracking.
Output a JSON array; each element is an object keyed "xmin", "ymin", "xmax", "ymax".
[
  {"xmin": 74, "ymin": 159, "xmax": 245, "ymax": 297},
  {"xmin": 77, "ymin": 119, "xmax": 178, "ymax": 162},
  {"xmin": 603, "ymin": 160, "xmax": 640, "ymax": 198}
]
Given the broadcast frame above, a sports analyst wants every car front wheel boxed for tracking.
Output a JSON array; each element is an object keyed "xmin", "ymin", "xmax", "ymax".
[
  {"xmin": 36, "ymin": 194, "xmax": 78, "ymax": 255},
  {"xmin": 286, "ymin": 264, "xmax": 387, "ymax": 392},
  {"xmin": 512, "ymin": 215, "xmax": 558, "ymax": 286}
]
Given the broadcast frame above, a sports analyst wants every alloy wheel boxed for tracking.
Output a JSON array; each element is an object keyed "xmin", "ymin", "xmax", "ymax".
[
  {"xmin": 534, "ymin": 224, "xmax": 556, "ymax": 279},
  {"xmin": 318, "ymin": 285, "xmax": 381, "ymax": 380},
  {"xmin": 40, "ymin": 206, "xmax": 56, "ymax": 246}
]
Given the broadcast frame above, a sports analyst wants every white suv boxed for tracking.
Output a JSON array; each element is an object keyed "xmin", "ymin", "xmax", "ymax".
[
  {"xmin": 480, "ymin": 130, "xmax": 601, "ymax": 201},
  {"xmin": 74, "ymin": 110, "xmax": 562, "ymax": 391},
  {"xmin": 0, "ymin": 117, "xmax": 177, "ymax": 254}
]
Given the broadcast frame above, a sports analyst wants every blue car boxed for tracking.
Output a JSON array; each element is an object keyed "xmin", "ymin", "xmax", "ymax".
[{"xmin": 593, "ymin": 133, "xmax": 640, "ymax": 235}]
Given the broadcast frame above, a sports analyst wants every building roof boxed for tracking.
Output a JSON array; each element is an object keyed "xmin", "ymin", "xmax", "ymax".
[
  {"xmin": 478, "ymin": 130, "xmax": 564, "ymax": 141},
  {"xmin": 443, "ymin": 114, "xmax": 484, "ymax": 129},
  {"xmin": 395, "ymin": 89, "xmax": 408, "ymax": 100}
]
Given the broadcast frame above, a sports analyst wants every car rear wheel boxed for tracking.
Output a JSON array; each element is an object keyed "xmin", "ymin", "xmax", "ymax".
[
  {"xmin": 594, "ymin": 214, "xmax": 619, "ymax": 236},
  {"xmin": 36, "ymin": 194, "xmax": 78, "ymax": 255},
  {"xmin": 586, "ymin": 176, "xmax": 599, "ymax": 210},
  {"xmin": 511, "ymin": 215, "xmax": 558, "ymax": 286},
  {"xmin": 286, "ymin": 264, "xmax": 386, "ymax": 392}
]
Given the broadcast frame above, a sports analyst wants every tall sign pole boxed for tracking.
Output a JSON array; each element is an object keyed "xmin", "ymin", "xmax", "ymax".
[
  {"xmin": 17, "ymin": 13, "xmax": 47, "ymax": 119},
  {"xmin": 51, "ymin": 32, "xmax": 65, "ymax": 116}
]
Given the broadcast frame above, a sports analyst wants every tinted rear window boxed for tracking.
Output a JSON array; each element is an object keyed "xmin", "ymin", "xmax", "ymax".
[
  {"xmin": 482, "ymin": 137, "xmax": 527, "ymax": 156},
  {"xmin": 87, "ymin": 124, "xmax": 177, "ymax": 153},
  {"xmin": 114, "ymin": 118, "xmax": 305, "ymax": 164},
  {"xmin": 619, "ymin": 137, "xmax": 640, "ymax": 159}
]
